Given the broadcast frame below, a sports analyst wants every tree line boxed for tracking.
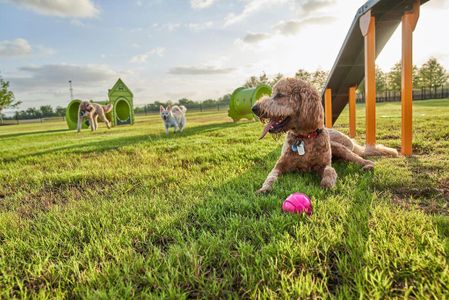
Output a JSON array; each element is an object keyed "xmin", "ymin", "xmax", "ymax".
[
  {"xmin": 1, "ymin": 57, "xmax": 448, "ymax": 121},
  {"xmin": 243, "ymin": 57, "xmax": 449, "ymax": 95}
]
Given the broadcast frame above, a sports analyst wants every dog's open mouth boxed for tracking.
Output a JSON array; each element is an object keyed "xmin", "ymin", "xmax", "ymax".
[{"xmin": 259, "ymin": 116, "xmax": 291, "ymax": 139}]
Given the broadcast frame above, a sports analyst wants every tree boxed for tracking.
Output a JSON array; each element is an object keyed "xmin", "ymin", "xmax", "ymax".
[
  {"xmin": 0, "ymin": 75, "xmax": 21, "ymax": 123},
  {"xmin": 387, "ymin": 62, "xmax": 402, "ymax": 91},
  {"xmin": 40, "ymin": 105, "xmax": 54, "ymax": 117},
  {"xmin": 295, "ymin": 69, "xmax": 312, "ymax": 82},
  {"xmin": 55, "ymin": 106, "xmax": 66, "ymax": 117},
  {"xmin": 243, "ymin": 72, "xmax": 271, "ymax": 88},
  {"xmin": 270, "ymin": 73, "xmax": 284, "ymax": 86},
  {"xmin": 311, "ymin": 70, "xmax": 328, "ymax": 93},
  {"xmin": 418, "ymin": 57, "xmax": 449, "ymax": 93}
]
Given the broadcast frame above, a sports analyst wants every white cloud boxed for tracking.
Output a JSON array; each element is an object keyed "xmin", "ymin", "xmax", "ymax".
[
  {"xmin": 0, "ymin": 38, "xmax": 32, "ymax": 57},
  {"xmin": 188, "ymin": 21, "xmax": 214, "ymax": 31},
  {"xmin": 273, "ymin": 16, "xmax": 337, "ymax": 35},
  {"xmin": 242, "ymin": 32, "xmax": 271, "ymax": 44},
  {"xmin": 129, "ymin": 47, "xmax": 165, "ymax": 63},
  {"xmin": 18, "ymin": 64, "xmax": 116, "ymax": 84},
  {"xmin": 6, "ymin": 0, "xmax": 99, "ymax": 18},
  {"xmin": 224, "ymin": 0, "xmax": 288, "ymax": 26},
  {"xmin": 169, "ymin": 65, "xmax": 235, "ymax": 75},
  {"xmin": 190, "ymin": 0, "xmax": 216, "ymax": 9}
]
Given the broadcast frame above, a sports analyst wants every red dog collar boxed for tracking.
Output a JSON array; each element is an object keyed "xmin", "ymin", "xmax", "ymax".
[{"xmin": 295, "ymin": 128, "xmax": 323, "ymax": 139}]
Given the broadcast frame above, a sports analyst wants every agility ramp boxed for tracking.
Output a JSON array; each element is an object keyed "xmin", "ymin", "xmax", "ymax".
[{"xmin": 322, "ymin": 0, "xmax": 429, "ymax": 155}]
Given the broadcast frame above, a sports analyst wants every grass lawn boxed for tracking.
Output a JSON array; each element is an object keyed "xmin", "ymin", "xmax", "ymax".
[{"xmin": 0, "ymin": 99, "xmax": 448, "ymax": 298}]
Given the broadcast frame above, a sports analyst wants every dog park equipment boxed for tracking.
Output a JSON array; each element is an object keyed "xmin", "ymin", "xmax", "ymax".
[
  {"xmin": 65, "ymin": 78, "xmax": 134, "ymax": 130},
  {"xmin": 322, "ymin": 0, "xmax": 428, "ymax": 156},
  {"xmin": 282, "ymin": 193, "xmax": 313, "ymax": 215},
  {"xmin": 228, "ymin": 85, "xmax": 272, "ymax": 122}
]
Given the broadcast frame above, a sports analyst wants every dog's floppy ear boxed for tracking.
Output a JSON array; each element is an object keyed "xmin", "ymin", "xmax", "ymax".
[{"xmin": 160, "ymin": 105, "xmax": 165, "ymax": 112}]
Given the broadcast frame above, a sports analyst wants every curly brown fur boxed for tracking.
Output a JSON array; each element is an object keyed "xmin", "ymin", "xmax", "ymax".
[
  {"xmin": 77, "ymin": 101, "xmax": 113, "ymax": 132},
  {"xmin": 252, "ymin": 77, "xmax": 398, "ymax": 193}
]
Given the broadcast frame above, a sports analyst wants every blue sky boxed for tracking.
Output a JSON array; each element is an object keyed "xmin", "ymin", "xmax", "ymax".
[{"xmin": 0, "ymin": 0, "xmax": 448, "ymax": 112}]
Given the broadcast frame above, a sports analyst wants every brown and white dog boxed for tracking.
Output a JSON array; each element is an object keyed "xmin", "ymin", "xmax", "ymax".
[
  {"xmin": 77, "ymin": 101, "xmax": 113, "ymax": 132},
  {"xmin": 252, "ymin": 78, "xmax": 398, "ymax": 193}
]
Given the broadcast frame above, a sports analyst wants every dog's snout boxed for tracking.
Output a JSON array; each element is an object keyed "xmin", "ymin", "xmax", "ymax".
[{"xmin": 252, "ymin": 104, "xmax": 260, "ymax": 115}]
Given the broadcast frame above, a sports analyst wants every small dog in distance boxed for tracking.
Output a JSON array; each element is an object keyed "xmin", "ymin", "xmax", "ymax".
[
  {"xmin": 77, "ymin": 101, "xmax": 113, "ymax": 132},
  {"xmin": 160, "ymin": 105, "xmax": 187, "ymax": 135}
]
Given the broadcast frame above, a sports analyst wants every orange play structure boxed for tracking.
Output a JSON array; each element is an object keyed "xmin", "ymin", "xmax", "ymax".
[{"xmin": 323, "ymin": 0, "xmax": 426, "ymax": 156}]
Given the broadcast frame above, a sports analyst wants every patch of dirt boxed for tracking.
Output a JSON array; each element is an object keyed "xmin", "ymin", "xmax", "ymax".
[
  {"xmin": 14, "ymin": 180, "xmax": 116, "ymax": 219},
  {"xmin": 391, "ymin": 187, "xmax": 449, "ymax": 216}
]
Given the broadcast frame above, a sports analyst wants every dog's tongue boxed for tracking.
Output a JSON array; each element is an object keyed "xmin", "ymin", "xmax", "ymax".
[{"xmin": 259, "ymin": 120, "xmax": 276, "ymax": 139}]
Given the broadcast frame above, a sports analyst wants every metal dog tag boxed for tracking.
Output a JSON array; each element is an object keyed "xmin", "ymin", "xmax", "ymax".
[
  {"xmin": 297, "ymin": 141, "xmax": 305, "ymax": 156},
  {"xmin": 291, "ymin": 141, "xmax": 305, "ymax": 156}
]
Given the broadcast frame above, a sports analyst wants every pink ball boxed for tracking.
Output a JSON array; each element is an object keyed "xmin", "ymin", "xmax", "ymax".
[{"xmin": 282, "ymin": 193, "xmax": 313, "ymax": 215}]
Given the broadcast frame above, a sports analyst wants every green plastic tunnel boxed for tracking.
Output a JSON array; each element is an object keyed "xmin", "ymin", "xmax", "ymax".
[
  {"xmin": 113, "ymin": 98, "xmax": 132, "ymax": 125},
  {"xmin": 228, "ymin": 85, "xmax": 272, "ymax": 122}
]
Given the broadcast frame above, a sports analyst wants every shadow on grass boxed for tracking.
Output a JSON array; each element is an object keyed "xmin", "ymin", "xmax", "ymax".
[
  {"xmin": 0, "ymin": 128, "xmax": 70, "ymax": 139},
  {"xmin": 1, "ymin": 121, "xmax": 243, "ymax": 163}
]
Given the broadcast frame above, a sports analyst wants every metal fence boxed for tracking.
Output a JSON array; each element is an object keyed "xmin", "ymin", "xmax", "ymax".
[
  {"xmin": 356, "ymin": 87, "xmax": 449, "ymax": 103},
  {"xmin": 0, "ymin": 116, "xmax": 65, "ymax": 126}
]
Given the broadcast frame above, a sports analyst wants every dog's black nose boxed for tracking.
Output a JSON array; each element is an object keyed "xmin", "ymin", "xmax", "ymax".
[{"xmin": 252, "ymin": 105, "xmax": 260, "ymax": 115}]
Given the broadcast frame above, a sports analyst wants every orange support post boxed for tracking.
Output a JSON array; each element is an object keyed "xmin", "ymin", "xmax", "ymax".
[
  {"xmin": 325, "ymin": 88, "xmax": 332, "ymax": 128},
  {"xmin": 401, "ymin": 0, "xmax": 420, "ymax": 156},
  {"xmin": 360, "ymin": 11, "xmax": 376, "ymax": 146},
  {"xmin": 349, "ymin": 86, "xmax": 357, "ymax": 138}
]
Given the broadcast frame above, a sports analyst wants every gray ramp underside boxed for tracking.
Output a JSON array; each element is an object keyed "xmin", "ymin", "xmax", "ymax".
[{"xmin": 321, "ymin": 0, "xmax": 429, "ymax": 125}]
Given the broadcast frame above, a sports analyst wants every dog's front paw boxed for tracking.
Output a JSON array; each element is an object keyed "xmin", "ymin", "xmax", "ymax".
[
  {"xmin": 362, "ymin": 161, "xmax": 374, "ymax": 171},
  {"xmin": 320, "ymin": 177, "xmax": 336, "ymax": 189},
  {"xmin": 256, "ymin": 186, "xmax": 271, "ymax": 194}
]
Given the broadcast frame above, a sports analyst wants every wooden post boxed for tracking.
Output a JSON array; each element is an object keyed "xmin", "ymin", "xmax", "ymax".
[
  {"xmin": 401, "ymin": 0, "xmax": 419, "ymax": 156},
  {"xmin": 325, "ymin": 88, "xmax": 332, "ymax": 128},
  {"xmin": 349, "ymin": 86, "xmax": 357, "ymax": 138},
  {"xmin": 360, "ymin": 11, "xmax": 376, "ymax": 146}
]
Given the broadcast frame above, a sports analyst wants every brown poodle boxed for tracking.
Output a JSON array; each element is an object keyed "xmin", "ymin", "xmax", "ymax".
[
  {"xmin": 252, "ymin": 77, "xmax": 398, "ymax": 193},
  {"xmin": 77, "ymin": 101, "xmax": 113, "ymax": 132}
]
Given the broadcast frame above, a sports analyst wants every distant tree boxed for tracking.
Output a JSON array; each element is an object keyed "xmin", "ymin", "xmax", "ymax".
[
  {"xmin": 311, "ymin": 70, "xmax": 328, "ymax": 92},
  {"xmin": 387, "ymin": 62, "xmax": 402, "ymax": 91},
  {"xmin": 40, "ymin": 105, "xmax": 54, "ymax": 117},
  {"xmin": 243, "ymin": 72, "xmax": 270, "ymax": 88},
  {"xmin": 418, "ymin": 57, "xmax": 449, "ymax": 92},
  {"xmin": 55, "ymin": 106, "xmax": 66, "ymax": 117},
  {"xmin": 270, "ymin": 73, "xmax": 284, "ymax": 86},
  {"xmin": 0, "ymin": 75, "xmax": 21, "ymax": 123},
  {"xmin": 295, "ymin": 69, "xmax": 312, "ymax": 82},
  {"xmin": 376, "ymin": 66, "xmax": 388, "ymax": 92}
]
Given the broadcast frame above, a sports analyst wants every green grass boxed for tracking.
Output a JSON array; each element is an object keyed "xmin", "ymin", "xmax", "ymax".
[{"xmin": 0, "ymin": 100, "xmax": 448, "ymax": 298}]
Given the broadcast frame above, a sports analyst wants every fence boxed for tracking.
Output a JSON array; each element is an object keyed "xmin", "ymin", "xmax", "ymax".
[
  {"xmin": 356, "ymin": 87, "xmax": 449, "ymax": 103},
  {"xmin": 0, "ymin": 116, "xmax": 65, "ymax": 126},
  {"xmin": 135, "ymin": 102, "xmax": 229, "ymax": 116}
]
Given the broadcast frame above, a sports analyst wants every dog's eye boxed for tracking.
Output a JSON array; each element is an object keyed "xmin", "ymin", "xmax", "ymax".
[{"xmin": 274, "ymin": 93, "xmax": 284, "ymax": 99}]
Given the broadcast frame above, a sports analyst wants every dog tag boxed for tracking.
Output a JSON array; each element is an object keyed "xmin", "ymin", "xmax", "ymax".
[
  {"xmin": 297, "ymin": 141, "xmax": 305, "ymax": 155},
  {"xmin": 291, "ymin": 141, "xmax": 305, "ymax": 156}
]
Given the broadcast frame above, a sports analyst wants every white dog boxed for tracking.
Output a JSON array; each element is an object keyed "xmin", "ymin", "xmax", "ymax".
[{"xmin": 160, "ymin": 105, "xmax": 187, "ymax": 135}]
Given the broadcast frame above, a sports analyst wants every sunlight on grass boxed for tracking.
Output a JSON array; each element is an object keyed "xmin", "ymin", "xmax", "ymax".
[{"xmin": 0, "ymin": 100, "xmax": 448, "ymax": 298}]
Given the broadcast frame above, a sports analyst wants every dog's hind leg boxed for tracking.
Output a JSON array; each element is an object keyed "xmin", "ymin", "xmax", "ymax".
[
  {"xmin": 90, "ymin": 115, "xmax": 96, "ymax": 131},
  {"xmin": 331, "ymin": 141, "xmax": 374, "ymax": 170},
  {"xmin": 98, "ymin": 110, "xmax": 111, "ymax": 129}
]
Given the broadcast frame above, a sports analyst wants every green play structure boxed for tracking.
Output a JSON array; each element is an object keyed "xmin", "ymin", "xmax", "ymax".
[
  {"xmin": 228, "ymin": 85, "xmax": 272, "ymax": 122},
  {"xmin": 66, "ymin": 79, "xmax": 134, "ymax": 130}
]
